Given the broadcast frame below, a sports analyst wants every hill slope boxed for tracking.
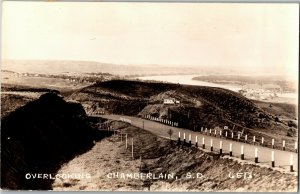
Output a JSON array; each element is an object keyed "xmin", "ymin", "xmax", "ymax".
[
  {"xmin": 69, "ymin": 79, "xmax": 288, "ymax": 131},
  {"xmin": 52, "ymin": 121, "xmax": 297, "ymax": 192},
  {"xmin": 1, "ymin": 92, "xmax": 107, "ymax": 190}
]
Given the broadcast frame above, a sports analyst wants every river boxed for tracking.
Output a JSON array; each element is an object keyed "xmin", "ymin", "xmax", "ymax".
[
  {"xmin": 137, "ymin": 74, "xmax": 241, "ymax": 91},
  {"xmin": 136, "ymin": 74, "xmax": 297, "ymax": 104}
]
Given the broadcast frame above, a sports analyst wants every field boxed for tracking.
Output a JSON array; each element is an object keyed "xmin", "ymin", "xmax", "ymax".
[{"xmin": 1, "ymin": 71, "xmax": 91, "ymax": 92}]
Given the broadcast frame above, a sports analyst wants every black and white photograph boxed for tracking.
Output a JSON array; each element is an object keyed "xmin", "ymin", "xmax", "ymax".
[{"xmin": 0, "ymin": 1, "xmax": 299, "ymax": 192}]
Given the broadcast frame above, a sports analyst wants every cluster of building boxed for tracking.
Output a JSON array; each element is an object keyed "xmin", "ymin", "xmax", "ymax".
[
  {"xmin": 239, "ymin": 84, "xmax": 282, "ymax": 100},
  {"xmin": 19, "ymin": 72, "xmax": 113, "ymax": 84}
]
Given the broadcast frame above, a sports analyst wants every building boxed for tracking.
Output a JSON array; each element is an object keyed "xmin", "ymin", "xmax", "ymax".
[{"xmin": 163, "ymin": 99, "xmax": 180, "ymax": 105}]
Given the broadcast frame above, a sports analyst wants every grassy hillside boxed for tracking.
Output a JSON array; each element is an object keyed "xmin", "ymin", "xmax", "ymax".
[{"xmin": 69, "ymin": 80, "xmax": 296, "ymax": 137}]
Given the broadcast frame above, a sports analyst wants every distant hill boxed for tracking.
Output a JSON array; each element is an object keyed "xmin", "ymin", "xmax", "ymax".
[{"xmin": 2, "ymin": 60, "xmax": 201, "ymax": 76}]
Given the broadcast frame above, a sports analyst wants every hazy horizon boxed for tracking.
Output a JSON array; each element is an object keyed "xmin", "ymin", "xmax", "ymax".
[
  {"xmin": 1, "ymin": 59, "xmax": 298, "ymax": 78},
  {"xmin": 1, "ymin": 2, "xmax": 299, "ymax": 78}
]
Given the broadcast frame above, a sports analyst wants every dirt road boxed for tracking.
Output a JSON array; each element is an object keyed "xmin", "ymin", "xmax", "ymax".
[{"xmin": 99, "ymin": 115, "xmax": 298, "ymax": 172}]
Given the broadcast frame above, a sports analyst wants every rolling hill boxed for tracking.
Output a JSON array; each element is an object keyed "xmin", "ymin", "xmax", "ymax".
[{"xmin": 69, "ymin": 79, "xmax": 293, "ymax": 132}]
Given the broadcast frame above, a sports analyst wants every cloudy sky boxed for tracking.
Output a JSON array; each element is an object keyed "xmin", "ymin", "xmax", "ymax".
[{"xmin": 1, "ymin": 2, "xmax": 299, "ymax": 76}]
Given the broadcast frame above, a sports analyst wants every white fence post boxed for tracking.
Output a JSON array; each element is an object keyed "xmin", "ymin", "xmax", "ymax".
[
  {"xmin": 202, "ymin": 137, "xmax": 205, "ymax": 149},
  {"xmin": 219, "ymin": 141, "xmax": 223, "ymax": 154},
  {"xmin": 295, "ymin": 142, "xmax": 298, "ymax": 153},
  {"xmin": 290, "ymin": 154, "xmax": 294, "ymax": 172},
  {"xmin": 271, "ymin": 151, "xmax": 275, "ymax": 167},
  {"xmin": 210, "ymin": 139, "xmax": 213, "ymax": 152},
  {"xmin": 241, "ymin": 145, "xmax": 244, "ymax": 160},
  {"xmin": 282, "ymin": 140, "xmax": 286, "ymax": 151},
  {"xmin": 255, "ymin": 148, "xmax": 258, "ymax": 163},
  {"xmin": 272, "ymin": 139, "xmax": 275, "ymax": 149},
  {"xmin": 195, "ymin": 136, "xmax": 198, "ymax": 147},
  {"xmin": 229, "ymin": 143, "xmax": 232, "ymax": 156}
]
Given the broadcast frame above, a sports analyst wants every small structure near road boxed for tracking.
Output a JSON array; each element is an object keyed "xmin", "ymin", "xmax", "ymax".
[{"xmin": 163, "ymin": 98, "xmax": 180, "ymax": 105}]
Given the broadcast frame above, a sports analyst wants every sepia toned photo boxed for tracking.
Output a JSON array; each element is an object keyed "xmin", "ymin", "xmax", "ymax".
[{"xmin": 0, "ymin": 1, "xmax": 299, "ymax": 192}]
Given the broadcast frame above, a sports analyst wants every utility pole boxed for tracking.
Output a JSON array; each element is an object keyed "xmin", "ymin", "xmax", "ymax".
[{"xmin": 131, "ymin": 138, "xmax": 134, "ymax": 159}]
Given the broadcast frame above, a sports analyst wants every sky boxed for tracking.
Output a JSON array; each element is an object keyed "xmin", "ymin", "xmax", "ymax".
[{"xmin": 1, "ymin": 2, "xmax": 299, "ymax": 76}]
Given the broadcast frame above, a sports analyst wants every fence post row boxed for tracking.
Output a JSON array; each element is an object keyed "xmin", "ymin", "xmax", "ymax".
[{"xmin": 137, "ymin": 121, "xmax": 296, "ymax": 168}]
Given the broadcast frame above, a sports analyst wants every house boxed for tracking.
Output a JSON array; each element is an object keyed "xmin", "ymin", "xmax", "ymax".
[
  {"xmin": 163, "ymin": 99, "xmax": 175, "ymax": 105},
  {"xmin": 163, "ymin": 98, "xmax": 180, "ymax": 105}
]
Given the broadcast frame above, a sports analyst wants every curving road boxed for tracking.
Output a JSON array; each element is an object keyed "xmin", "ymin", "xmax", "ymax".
[{"xmin": 97, "ymin": 114, "xmax": 298, "ymax": 173}]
